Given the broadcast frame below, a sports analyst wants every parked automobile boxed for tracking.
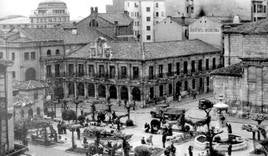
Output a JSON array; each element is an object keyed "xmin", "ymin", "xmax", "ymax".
[{"xmin": 150, "ymin": 104, "xmax": 185, "ymax": 120}]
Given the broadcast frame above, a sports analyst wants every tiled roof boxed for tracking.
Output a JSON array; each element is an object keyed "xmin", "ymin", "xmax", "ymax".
[
  {"xmin": 224, "ymin": 19, "xmax": 268, "ymax": 34},
  {"xmin": 13, "ymin": 80, "xmax": 48, "ymax": 91},
  {"xmin": 98, "ymin": 13, "xmax": 133, "ymax": 26},
  {"xmin": 14, "ymin": 94, "xmax": 33, "ymax": 107},
  {"xmin": 67, "ymin": 39, "xmax": 220, "ymax": 60},
  {"xmin": 12, "ymin": 28, "xmax": 100, "ymax": 44},
  {"xmin": 210, "ymin": 63, "xmax": 243, "ymax": 77}
]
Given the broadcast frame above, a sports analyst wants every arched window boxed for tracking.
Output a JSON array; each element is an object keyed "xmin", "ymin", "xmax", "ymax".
[
  {"xmin": 109, "ymin": 85, "xmax": 117, "ymax": 99},
  {"xmin": 55, "ymin": 49, "xmax": 60, "ymax": 55},
  {"xmin": 25, "ymin": 68, "xmax": 36, "ymax": 80},
  {"xmin": 132, "ymin": 87, "xmax": 141, "ymax": 101},
  {"xmin": 47, "ymin": 49, "xmax": 51, "ymax": 56},
  {"xmin": 89, "ymin": 19, "xmax": 98, "ymax": 27},
  {"xmin": 120, "ymin": 86, "xmax": 128, "ymax": 101}
]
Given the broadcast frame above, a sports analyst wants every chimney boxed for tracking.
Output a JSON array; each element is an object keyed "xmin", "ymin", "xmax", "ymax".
[
  {"xmin": 90, "ymin": 7, "xmax": 94, "ymax": 14},
  {"xmin": 95, "ymin": 7, "xmax": 98, "ymax": 13}
]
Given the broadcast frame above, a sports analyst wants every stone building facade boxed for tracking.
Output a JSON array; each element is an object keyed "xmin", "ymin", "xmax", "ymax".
[
  {"xmin": 213, "ymin": 19, "xmax": 268, "ymax": 114},
  {"xmin": 41, "ymin": 38, "xmax": 221, "ymax": 106},
  {"xmin": 30, "ymin": 0, "xmax": 70, "ymax": 28}
]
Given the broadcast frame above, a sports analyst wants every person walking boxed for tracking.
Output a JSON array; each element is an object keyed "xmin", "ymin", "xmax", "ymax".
[
  {"xmin": 162, "ymin": 133, "xmax": 167, "ymax": 148},
  {"xmin": 141, "ymin": 137, "xmax": 146, "ymax": 144},
  {"xmin": 76, "ymin": 128, "xmax": 80, "ymax": 140},
  {"xmin": 228, "ymin": 144, "xmax": 232, "ymax": 156},
  {"xmin": 188, "ymin": 145, "xmax": 193, "ymax": 156}
]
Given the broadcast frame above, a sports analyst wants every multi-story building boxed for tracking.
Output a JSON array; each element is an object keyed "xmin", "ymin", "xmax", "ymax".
[
  {"xmin": 185, "ymin": 0, "xmax": 266, "ymax": 22},
  {"xmin": 0, "ymin": 60, "xmax": 15, "ymax": 155},
  {"xmin": 124, "ymin": 0, "xmax": 166, "ymax": 42},
  {"xmin": 212, "ymin": 19, "xmax": 268, "ymax": 114},
  {"xmin": 41, "ymin": 38, "xmax": 222, "ymax": 106},
  {"xmin": 30, "ymin": 0, "xmax": 70, "ymax": 28}
]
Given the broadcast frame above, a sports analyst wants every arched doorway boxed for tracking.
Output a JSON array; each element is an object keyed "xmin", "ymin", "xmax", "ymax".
[
  {"xmin": 28, "ymin": 108, "xmax": 33, "ymax": 118},
  {"xmin": 88, "ymin": 83, "xmax": 95, "ymax": 97},
  {"xmin": 54, "ymin": 86, "xmax": 64, "ymax": 99},
  {"xmin": 132, "ymin": 87, "xmax": 141, "ymax": 101},
  {"xmin": 77, "ymin": 83, "xmax": 85, "ymax": 96},
  {"xmin": 98, "ymin": 85, "xmax": 106, "ymax": 98},
  {"xmin": 121, "ymin": 86, "xmax": 128, "ymax": 101},
  {"xmin": 25, "ymin": 68, "xmax": 36, "ymax": 80},
  {"xmin": 68, "ymin": 82, "xmax": 74, "ymax": 96},
  {"xmin": 109, "ymin": 85, "xmax": 117, "ymax": 99}
]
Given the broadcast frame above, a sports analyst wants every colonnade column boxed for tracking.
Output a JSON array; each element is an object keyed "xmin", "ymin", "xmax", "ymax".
[
  {"xmin": 63, "ymin": 82, "xmax": 68, "ymax": 98},
  {"xmin": 128, "ymin": 86, "xmax": 132, "ymax": 103},
  {"xmin": 74, "ymin": 82, "xmax": 77, "ymax": 98},
  {"xmin": 84, "ymin": 82, "xmax": 88, "ymax": 98},
  {"xmin": 106, "ymin": 85, "xmax": 110, "ymax": 100},
  {"xmin": 95, "ymin": 84, "xmax": 98, "ymax": 99}
]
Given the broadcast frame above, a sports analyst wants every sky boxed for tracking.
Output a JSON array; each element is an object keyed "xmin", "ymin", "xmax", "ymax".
[{"xmin": 0, "ymin": 0, "xmax": 112, "ymax": 20}]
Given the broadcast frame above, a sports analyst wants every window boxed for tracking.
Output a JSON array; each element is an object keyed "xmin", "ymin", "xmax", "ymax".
[
  {"xmin": 12, "ymin": 52, "xmax": 15, "ymax": 61},
  {"xmin": 47, "ymin": 49, "xmax": 51, "ymax": 56},
  {"xmin": 206, "ymin": 77, "xmax": 210, "ymax": 86},
  {"xmin": 156, "ymin": 12, "xmax": 159, "ymax": 17},
  {"xmin": 55, "ymin": 64, "xmax": 60, "ymax": 77},
  {"xmin": 169, "ymin": 84, "xmax": 172, "ymax": 95},
  {"xmin": 149, "ymin": 66, "xmax": 154, "ymax": 79},
  {"xmin": 88, "ymin": 65, "xmax": 94, "ymax": 77},
  {"xmin": 68, "ymin": 64, "xmax": 74, "ymax": 76},
  {"xmin": 146, "ymin": 7, "xmax": 150, "ymax": 12},
  {"xmin": 212, "ymin": 58, "xmax": 216, "ymax": 69},
  {"xmin": 31, "ymin": 52, "xmax": 36, "ymax": 60},
  {"xmin": 56, "ymin": 49, "xmax": 60, "ymax": 55},
  {"xmin": 156, "ymin": 2, "xmax": 159, "ymax": 8},
  {"xmin": 133, "ymin": 66, "xmax": 139, "ymax": 79},
  {"xmin": 192, "ymin": 79, "xmax": 195, "ymax": 89},
  {"xmin": 131, "ymin": 12, "xmax": 134, "ymax": 17},
  {"xmin": 34, "ymin": 92, "xmax": 38, "ymax": 100},
  {"xmin": 121, "ymin": 66, "xmax": 127, "ymax": 79},
  {"xmin": 183, "ymin": 61, "xmax": 188, "ymax": 74},
  {"xmin": 184, "ymin": 81, "xmax": 188, "ymax": 91},
  {"xmin": 198, "ymin": 60, "xmax": 202, "ymax": 71},
  {"xmin": 168, "ymin": 63, "xmax": 172, "ymax": 76},
  {"xmin": 110, "ymin": 66, "xmax": 115, "ymax": 78},
  {"xmin": 159, "ymin": 65, "xmax": 163, "ymax": 77},
  {"xmin": 191, "ymin": 60, "xmax": 195, "ymax": 73},
  {"xmin": 12, "ymin": 71, "xmax": 15, "ymax": 78},
  {"xmin": 206, "ymin": 59, "xmax": 209, "ymax": 70},
  {"xmin": 46, "ymin": 65, "xmax": 52, "ymax": 77},
  {"xmin": 0, "ymin": 52, "xmax": 3, "ymax": 59},
  {"xmin": 254, "ymin": 4, "xmax": 256, "ymax": 13},
  {"xmin": 146, "ymin": 17, "xmax": 151, "ymax": 21},
  {"xmin": 99, "ymin": 65, "xmax": 105, "ymax": 77},
  {"xmin": 146, "ymin": 35, "xmax": 151, "ymax": 40},
  {"xmin": 176, "ymin": 62, "xmax": 180, "ymax": 75},
  {"xmin": 159, "ymin": 85, "xmax": 163, "ymax": 97},
  {"xmin": 24, "ymin": 52, "xmax": 29, "ymax": 60},
  {"xmin": 146, "ymin": 26, "xmax": 151, "ymax": 31},
  {"xmin": 78, "ymin": 64, "xmax": 84, "ymax": 76}
]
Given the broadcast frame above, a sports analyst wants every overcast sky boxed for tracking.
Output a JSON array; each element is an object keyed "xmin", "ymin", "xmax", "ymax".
[{"xmin": 0, "ymin": 0, "xmax": 112, "ymax": 20}]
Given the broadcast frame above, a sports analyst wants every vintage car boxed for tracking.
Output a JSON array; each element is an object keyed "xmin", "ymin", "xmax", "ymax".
[{"xmin": 150, "ymin": 104, "xmax": 185, "ymax": 120}]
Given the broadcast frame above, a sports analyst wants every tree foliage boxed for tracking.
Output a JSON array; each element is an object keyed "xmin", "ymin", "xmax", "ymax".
[
  {"xmin": 62, "ymin": 109, "xmax": 77, "ymax": 121},
  {"xmin": 134, "ymin": 146, "xmax": 152, "ymax": 156}
]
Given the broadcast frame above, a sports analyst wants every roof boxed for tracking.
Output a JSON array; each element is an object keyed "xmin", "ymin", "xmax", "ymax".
[
  {"xmin": 224, "ymin": 19, "xmax": 268, "ymax": 34},
  {"xmin": 0, "ymin": 16, "xmax": 30, "ymax": 25},
  {"xmin": 67, "ymin": 39, "xmax": 220, "ymax": 60},
  {"xmin": 210, "ymin": 63, "xmax": 243, "ymax": 77},
  {"xmin": 13, "ymin": 80, "xmax": 49, "ymax": 91},
  {"xmin": 98, "ymin": 13, "xmax": 133, "ymax": 26},
  {"xmin": 11, "ymin": 27, "xmax": 100, "ymax": 44},
  {"xmin": 170, "ymin": 17, "xmax": 196, "ymax": 26}
]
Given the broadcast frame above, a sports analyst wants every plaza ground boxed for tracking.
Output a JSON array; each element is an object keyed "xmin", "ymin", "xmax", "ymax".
[{"xmin": 25, "ymin": 94, "xmax": 266, "ymax": 156}]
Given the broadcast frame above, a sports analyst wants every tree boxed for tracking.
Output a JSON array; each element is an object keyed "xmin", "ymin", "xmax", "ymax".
[
  {"xmin": 62, "ymin": 109, "xmax": 77, "ymax": 122},
  {"xmin": 198, "ymin": 99, "xmax": 223, "ymax": 156},
  {"xmin": 100, "ymin": 141, "xmax": 121, "ymax": 156},
  {"xmin": 115, "ymin": 133, "xmax": 133, "ymax": 156}
]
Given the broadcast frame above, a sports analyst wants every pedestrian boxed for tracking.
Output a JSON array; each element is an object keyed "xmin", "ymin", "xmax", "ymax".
[
  {"xmin": 170, "ymin": 143, "xmax": 176, "ymax": 156},
  {"xmin": 144, "ymin": 122, "xmax": 150, "ymax": 133},
  {"xmin": 146, "ymin": 135, "xmax": 153, "ymax": 146},
  {"xmin": 80, "ymin": 106, "xmax": 84, "ymax": 115},
  {"xmin": 124, "ymin": 100, "xmax": 127, "ymax": 107},
  {"xmin": 188, "ymin": 145, "xmax": 193, "ymax": 156},
  {"xmin": 164, "ymin": 147, "xmax": 170, "ymax": 156},
  {"xmin": 76, "ymin": 128, "xmax": 80, "ymax": 140},
  {"xmin": 83, "ymin": 137, "xmax": 88, "ymax": 145},
  {"xmin": 133, "ymin": 101, "xmax": 136, "ymax": 110},
  {"xmin": 168, "ymin": 125, "xmax": 173, "ymax": 136},
  {"xmin": 228, "ymin": 144, "xmax": 232, "ymax": 156},
  {"xmin": 192, "ymin": 91, "xmax": 197, "ymax": 99},
  {"xmin": 57, "ymin": 121, "xmax": 61, "ymax": 134},
  {"xmin": 141, "ymin": 137, "xmax": 146, "ymax": 144},
  {"xmin": 162, "ymin": 133, "xmax": 167, "ymax": 148}
]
